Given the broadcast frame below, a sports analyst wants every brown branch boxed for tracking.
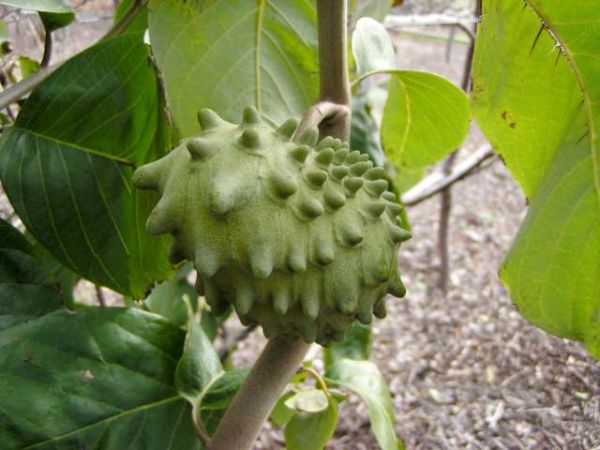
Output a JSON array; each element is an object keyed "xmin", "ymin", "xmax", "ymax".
[{"xmin": 401, "ymin": 145, "xmax": 494, "ymax": 206}]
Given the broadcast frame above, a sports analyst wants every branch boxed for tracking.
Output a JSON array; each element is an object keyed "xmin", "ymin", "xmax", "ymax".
[
  {"xmin": 401, "ymin": 145, "xmax": 495, "ymax": 206},
  {"xmin": 384, "ymin": 13, "xmax": 478, "ymax": 28},
  {"xmin": 207, "ymin": 337, "xmax": 311, "ymax": 450},
  {"xmin": 316, "ymin": 0, "xmax": 351, "ymax": 140}
]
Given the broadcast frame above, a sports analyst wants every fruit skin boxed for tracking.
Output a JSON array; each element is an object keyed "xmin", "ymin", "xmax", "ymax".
[{"xmin": 133, "ymin": 106, "xmax": 410, "ymax": 345}]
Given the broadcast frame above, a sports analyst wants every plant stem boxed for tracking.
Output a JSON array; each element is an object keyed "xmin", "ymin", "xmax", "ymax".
[
  {"xmin": 436, "ymin": 0, "xmax": 480, "ymax": 292},
  {"xmin": 316, "ymin": 0, "xmax": 350, "ymax": 141},
  {"xmin": 207, "ymin": 337, "xmax": 311, "ymax": 450}
]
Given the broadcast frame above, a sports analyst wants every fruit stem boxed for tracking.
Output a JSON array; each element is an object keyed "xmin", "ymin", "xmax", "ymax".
[{"xmin": 207, "ymin": 337, "xmax": 311, "ymax": 450}]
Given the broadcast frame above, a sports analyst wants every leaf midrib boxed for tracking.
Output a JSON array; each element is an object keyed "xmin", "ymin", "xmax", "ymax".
[
  {"xmin": 525, "ymin": 0, "xmax": 600, "ymax": 207},
  {"xmin": 21, "ymin": 396, "xmax": 181, "ymax": 449},
  {"xmin": 12, "ymin": 126, "xmax": 136, "ymax": 166}
]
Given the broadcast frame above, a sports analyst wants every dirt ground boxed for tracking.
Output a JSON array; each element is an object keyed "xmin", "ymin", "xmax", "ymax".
[{"xmin": 4, "ymin": 2, "xmax": 600, "ymax": 449}]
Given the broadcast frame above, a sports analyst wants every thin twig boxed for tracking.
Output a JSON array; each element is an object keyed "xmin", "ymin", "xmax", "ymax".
[
  {"xmin": 94, "ymin": 284, "xmax": 106, "ymax": 307},
  {"xmin": 384, "ymin": 13, "xmax": 478, "ymax": 28},
  {"xmin": 401, "ymin": 145, "xmax": 494, "ymax": 206},
  {"xmin": 436, "ymin": 0, "xmax": 480, "ymax": 292},
  {"xmin": 40, "ymin": 29, "xmax": 52, "ymax": 68}
]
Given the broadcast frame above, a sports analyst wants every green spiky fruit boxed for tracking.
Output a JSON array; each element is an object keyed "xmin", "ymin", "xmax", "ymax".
[{"xmin": 133, "ymin": 106, "xmax": 410, "ymax": 345}]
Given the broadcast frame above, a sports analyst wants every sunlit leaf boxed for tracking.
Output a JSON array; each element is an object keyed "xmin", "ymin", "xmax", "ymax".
[{"xmin": 471, "ymin": 0, "xmax": 600, "ymax": 358}]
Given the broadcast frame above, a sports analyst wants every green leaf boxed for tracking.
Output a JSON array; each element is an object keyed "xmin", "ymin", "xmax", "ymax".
[
  {"xmin": 381, "ymin": 70, "xmax": 470, "ymax": 171},
  {"xmin": 144, "ymin": 263, "xmax": 197, "ymax": 326},
  {"xmin": 351, "ymin": 95, "xmax": 385, "ymax": 166},
  {"xmin": 115, "ymin": 0, "xmax": 148, "ymax": 34},
  {"xmin": 175, "ymin": 297, "xmax": 223, "ymax": 403},
  {"xmin": 352, "ymin": 17, "xmax": 396, "ymax": 77},
  {"xmin": 0, "ymin": 0, "xmax": 72, "ymax": 14},
  {"xmin": 324, "ymin": 322, "xmax": 372, "ymax": 368},
  {"xmin": 0, "ymin": 1, "xmax": 75, "ymax": 32},
  {"xmin": 17, "ymin": 56, "xmax": 41, "ymax": 79},
  {"xmin": 0, "ymin": 219, "xmax": 46, "ymax": 284},
  {"xmin": 327, "ymin": 359, "xmax": 400, "ymax": 450},
  {"xmin": 148, "ymin": 0, "xmax": 319, "ymax": 135},
  {"xmin": 39, "ymin": 9, "xmax": 74, "ymax": 32},
  {"xmin": 0, "ymin": 305, "xmax": 201, "ymax": 449},
  {"xmin": 285, "ymin": 388, "xmax": 329, "ymax": 413},
  {"xmin": 471, "ymin": 0, "xmax": 600, "ymax": 357},
  {"xmin": 284, "ymin": 395, "xmax": 338, "ymax": 450},
  {"xmin": 198, "ymin": 368, "xmax": 249, "ymax": 435},
  {"xmin": 0, "ymin": 284, "xmax": 63, "ymax": 331},
  {"xmin": 270, "ymin": 391, "xmax": 295, "ymax": 427},
  {"xmin": 0, "ymin": 33, "xmax": 173, "ymax": 298}
]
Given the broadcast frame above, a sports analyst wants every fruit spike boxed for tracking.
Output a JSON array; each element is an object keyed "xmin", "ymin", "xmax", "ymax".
[
  {"xmin": 276, "ymin": 119, "xmax": 298, "ymax": 139},
  {"xmin": 187, "ymin": 137, "xmax": 217, "ymax": 161},
  {"xmin": 298, "ymin": 127, "xmax": 319, "ymax": 146},
  {"xmin": 289, "ymin": 145, "xmax": 310, "ymax": 163},
  {"xmin": 242, "ymin": 105, "xmax": 261, "ymax": 125},
  {"xmin": 133, "ymin": 105, "xmax": 408, "ymax": 345},
  {"xmin": 239, "ymin": 128, "xmax": 260, "ymax": 148},
  {"xmin": 197, "ymin": 108, "xmax": 227, "ymax": 130}
]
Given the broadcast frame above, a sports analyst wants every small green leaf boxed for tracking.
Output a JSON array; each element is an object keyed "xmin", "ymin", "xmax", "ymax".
[
  {"xmin": 327, "ymin": 359, "xmax": 401, "ymax": 450},
  {"xmin": 175, "ymin": 297, "xmax": 223, "ymax": 403},
  {"xmin": 0, "ymin": 1, "xmax": 75, "ymax": 32},
  {"xmin": 270, "ymin": 391, "xmax": 296, "ymax": 427},
  {"xmin": 39, "ymin": 10, "xmax": 74, "ymax": 32},
  {"xmin": 352, "ymin": 17, "xmax": 396, "ymax": 76},
  {"xmin": 285, "ymin": 388, "xmax": 329, "ymax": 413},
  {"xmin": 144, "ymin": 263, "xmax": 197, "ymax": 326},
  {"xmin": 284, "ymin": 395, "xmax": 338, "ymax": 450},
  {"xmin": 18, "ymin": 56, "xmax": 40, "ymax": 78},
  {"xmin": 381, "ymin": 70, "xmax": 470, "ymax": 171}
]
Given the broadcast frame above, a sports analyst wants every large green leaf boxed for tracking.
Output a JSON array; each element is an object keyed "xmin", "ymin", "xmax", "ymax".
[
  {"xmin": 148, "ymin": 0, "xmax": 319, "ymax": 135},
  {"xmin": 0, "ymin": 33, "xmax": 173, "ymax": 298},
  {"xmin": 381, "ymin": 71, "xmax": 470, "ymax": 171},
  {"xmin": 471, "ymin": 0, "xmax": 600, "ymax": 357},
  {"xmin": 0, "ymin": 305, "xmax": 201, "ymax": 450},
  {"xmin": 327, "ymin": 359, "xmax": 401, "ymax": 450}
]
